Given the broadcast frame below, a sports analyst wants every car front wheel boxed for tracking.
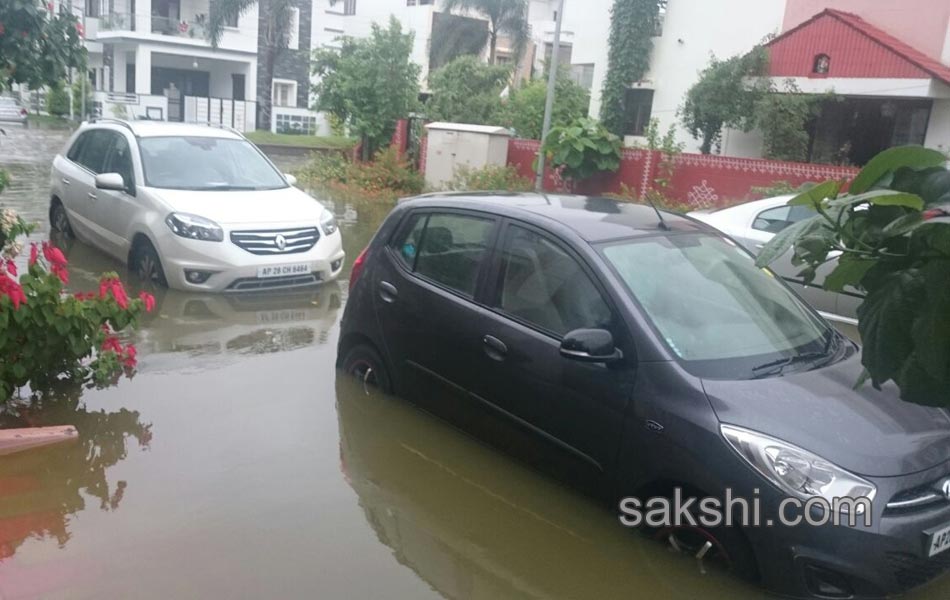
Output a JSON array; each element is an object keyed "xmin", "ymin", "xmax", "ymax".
[
  {"xmin": 131, "ymin": 239, "xmax": 168, "ymax": 288},
  {"xmin": 50, "ymin": 201, "xmax": 74, "ymax": 238}
]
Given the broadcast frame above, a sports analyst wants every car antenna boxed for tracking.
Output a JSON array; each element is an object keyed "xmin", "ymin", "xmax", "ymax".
[{"xmin": 644, "ymin": 195, "xmax": 671, "ymax": 231}]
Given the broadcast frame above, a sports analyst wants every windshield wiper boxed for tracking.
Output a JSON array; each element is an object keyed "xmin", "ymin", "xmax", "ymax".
[{"xmin": 751, "ymin": 331, "xmax": 841, "ymax": 379}]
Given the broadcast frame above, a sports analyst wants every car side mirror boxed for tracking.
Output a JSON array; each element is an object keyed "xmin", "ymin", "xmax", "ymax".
[
  {"xmin": 559, "ymin": 329, "xmax": 623, "ymax": 363},
  {"xmin": 95, "ymin": 172, "xmax": 126, "ymax": 192},
  {"xmin": 285, "ymin": 173, "xmax": 297, "ymax": 187}
]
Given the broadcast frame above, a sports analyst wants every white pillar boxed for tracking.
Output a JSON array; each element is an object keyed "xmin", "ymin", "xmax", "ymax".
[{"xmin": 135, "ymin": 46, "xmax": 152, "ymax": 96}]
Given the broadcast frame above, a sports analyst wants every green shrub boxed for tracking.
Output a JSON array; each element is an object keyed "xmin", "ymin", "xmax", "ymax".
[
  {"xmin": 504, "ymin": 72, "xmax": 590, "ymax": 140},
  {"xmin": 427, "ymin": 56, "xmax": 511, "ymax": 125},
  {"xmin": 541, "ymin": 117, "xmax": 622, "ymax": 182},
  {"xmin": 294, "ymin": 151, "xmax": 351, "ymax": 189},
  {"xmin": 447, "ymin": 164, "xmax": 533, "ymax": 192},
  {"xmin": 345, "ymin": 147, "xmax": 424, "ymax": 196},
  {"xmin": 46, "ymin": 82, "xmax": 70, "ymax": 117}
]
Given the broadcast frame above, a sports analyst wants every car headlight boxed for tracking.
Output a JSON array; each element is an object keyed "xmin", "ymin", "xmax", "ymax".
[
  {"xmin": 721, "ymin": 424, "xmax": 876, "ymax": 510},
  {"xmin": 165, "ymin": 213, "xmax": 224, "ymax": 242},
  {"xmin": 320, "ymin": 210, "xmax": 338, "ymax": 236}
]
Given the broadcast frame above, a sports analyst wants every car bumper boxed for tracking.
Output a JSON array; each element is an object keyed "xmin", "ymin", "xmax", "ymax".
[
  {"xmin": 735, "ymin": 469, "xmax": 950, "ymax": 599},
  {"xmin": 154, "ymin": 225, "xmax": 345, "ymax": 293}
]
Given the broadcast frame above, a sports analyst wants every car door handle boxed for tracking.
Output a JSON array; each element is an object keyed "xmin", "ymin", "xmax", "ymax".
[
  {"xmin": 379, "ymin": 281, "xmax": 398, "ymax": 303},
  {"xmin": 61, "ymin": 178, "xmax": 70, "ymax": 186},
  {"xmin": 87, "ymin": 192, "xmax": 97, "ymax": 201},
  {"xmin": 482, "ymin": 335, "xmax": 508, "ymax": 361}
]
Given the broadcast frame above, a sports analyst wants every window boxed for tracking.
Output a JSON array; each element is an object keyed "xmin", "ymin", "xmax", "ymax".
[
  {"xmin": 67, "ymin": 131, "xmax": 92, "ymax": 163},
  {"xmin": 495, "ymin": 226, "xmax": 612, "ymax": 337},
  {"xmin": 76, "ymin": 130, "xmax": 114, "ymax": 173},
  {"xmin": 138, "ymin": 137, "xmax": 287, "ymax": 191},
  {"xmin": 543, "ymin": 42, "xmax": 573, "ymax": 68},
  {"xmin": 813, "ymin": 54, "xmax": 830, "ymax": 75},
  {"xmin": 104, "ymin": 134, "xmax": 135, "ymax": 192},
  {"xmin": 344, "ymin": 0, "xmax": 358, "ymax": 14},
  {"xmin": 275, "ymin": 112, "xmax": 318, "ymax": 135},
  {"xmin": 570, "ymin": 63, "xmax": 595, "ymax": 91},
  {"xmin": 623, "ymin": 88, "xmax": 654, "ymax": 136},
  {"xmin": 403, "ymin": 213, "xmax": 495, "ymax": 298},
  {"xmin": 288, "ymin": 7, "xmax": 300, "ymax": 50},
  {"xmin": 272, "ymin": 79, "xmax": 297, "ymax": 108},
  {"xmin": 602, "ymin": 234, "xmax": 830, "ymax": 375},
  {"xmin": 752, "ymin": 205, "xmax": 814, "ymax": 234},
  {"xmin": 392, "ymin": 214, "xmax": 427, "ymax": 269}
]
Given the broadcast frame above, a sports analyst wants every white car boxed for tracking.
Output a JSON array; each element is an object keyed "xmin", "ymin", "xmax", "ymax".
[
  {"xmin": 49, "ymin": 119, "xmax": 344, "ymax": 292},
  {"xmin": 688, "ymin": 196, "xmax": 860, "ymax": 324}
]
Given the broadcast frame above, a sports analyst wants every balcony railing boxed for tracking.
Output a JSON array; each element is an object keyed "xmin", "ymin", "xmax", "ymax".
[{"xmin": 98, "ymin": 13, "xmax": 211, "ymax": 41}]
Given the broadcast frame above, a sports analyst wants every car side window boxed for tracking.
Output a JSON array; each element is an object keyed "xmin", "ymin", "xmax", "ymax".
[
  {"xmin": 66, "ymin": 132, "xmax": 91, "ymax": 162},
  {"xmin": 494, "ymin": 225, "xmax": 612, "ymax": 338},
  {"xmin": 752, "ymin": 206, "xmax": 791, "ymax": 233},
  {"xmin": 409, "ymin": 213, "xmax": 495, "ymax": 298},
  {"xmin": 104, "ymin": 134, "xmax": 136, "ymax": 191},
  {"xmin": 76, "ymin": 130, "xmax": 113, "ymax": 174},
  {"xmin": 391, "ymin": 213, "xmax": 428, "ymax": 269}
]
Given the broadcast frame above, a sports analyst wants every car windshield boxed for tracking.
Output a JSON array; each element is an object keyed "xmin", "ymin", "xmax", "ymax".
[
  {"xmin": 138, "ymin": 136, "xmax": 287, "ymax": 191},
  {"xmin": 601, "ymin": 233, "xmax": 834, "ymax": 379}
]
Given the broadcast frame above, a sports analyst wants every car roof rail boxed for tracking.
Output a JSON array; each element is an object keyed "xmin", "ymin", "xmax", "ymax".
[{"xmin": 86, "ymin": 117, "xmax": 136, "ymax": 134}]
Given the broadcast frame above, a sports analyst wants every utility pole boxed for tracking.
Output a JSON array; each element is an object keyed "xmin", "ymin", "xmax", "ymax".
[{"xmin": 535, "ymin": 0, "xmax": 566, "ymax": 191}]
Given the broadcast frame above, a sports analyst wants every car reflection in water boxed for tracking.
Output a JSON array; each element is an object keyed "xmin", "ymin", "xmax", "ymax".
[
  {"xmin": 54, "ymin": 235, "xmax": 344, "ymax": 370},
  {"xmin": 334, "ymin": 377, "xmax": 763, "ymax": 600}
]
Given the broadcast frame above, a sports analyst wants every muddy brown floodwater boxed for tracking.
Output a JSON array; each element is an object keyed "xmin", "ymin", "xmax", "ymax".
[{"xmin": 0, "ymin": 127, "xmax": 947, "ymax": 599}]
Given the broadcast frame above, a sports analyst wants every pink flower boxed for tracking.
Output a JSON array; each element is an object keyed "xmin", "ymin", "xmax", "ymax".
[
  {"xmin": 138, "ymin": 291, "xmax": 155, "ymax": 313},
  {"xmin": 29, "ymin": 243, "xmax": 38, "ymax": 266},
  {"xmin": 101, "ymin": 335, "xmax": 122, "ymax": 354},
  {"xmin": 123, "ymin": 345, "xmax": 138, "ymax": 369},
  {"xmin": 42, "ymin": 242, "xmax": 67, "ymax": 266},
  {"xmin": 0, "ymin": 276, "xmax": 27, "ymax": 309},
  {"xmin": 5, "ymin": 260, "xmax": 16, "ymax": 277}
]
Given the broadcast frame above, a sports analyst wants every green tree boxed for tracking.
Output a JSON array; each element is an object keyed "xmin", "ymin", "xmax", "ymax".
[
  {"xmin": 756, "ymin": 146, "xmax": 950, "ymax": 407},
  {"xmin": 504, "ymin": 71, "xmax": 590, "ymax": 139},
  {"xmin": 208, "ymin": 0, "xmax": 298, "ymax": 131},
  {"xmin": 599, "ymin": 0, "xmax": 664, "ymax": 136},
  {"xmin": 753, "ymin": 82, "xmax": 823, "ymax": 162},
  {"xmin": 541, "ymin": 117, "xmax": 622, "ymax": 184},
  {"xmin": 427, "ymin": 56, "xmax": 510, "ymax": 125},
  {"xmin": 312, "ymin": 18, "xmax": 421, "ymax": 160},
  {"xmin": 0, "ymin": 1, "xmax": 86, "ymax": 91},
  {"xmin": 441, "ymin": 0, "xmax": 530, "ymax": 65},
  {"xmin": 72, "ymin": 77, "xmax": 94, "ymax": 119},
  {"xmin": 680, "ymin": 47, "xmax": 769, "ymax": 154},
  {"xmin": 46, "ymin": 80, "xmax": 70, "ymax": 117}
]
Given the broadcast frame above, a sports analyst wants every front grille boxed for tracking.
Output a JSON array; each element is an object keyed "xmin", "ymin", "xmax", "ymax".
[
  {"xmin": 225, "ymin": 273, "xmax": 322, "ymax": 292},
  {"xmin": 230, "ymin": 227, "xmax": 319, "ymax": 255},
  {"xmin": 886, "ymin": 550, "xmax": 950, "ymax": 590},
  {"xmin": 886, "ymin": 477, "xmax": 950, "ymax": 513}
]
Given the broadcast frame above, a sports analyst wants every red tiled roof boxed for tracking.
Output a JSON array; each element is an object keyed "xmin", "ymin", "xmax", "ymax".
[{"xmin": 767, "ymin": 9, "xmax": 950, "ymax": 86}]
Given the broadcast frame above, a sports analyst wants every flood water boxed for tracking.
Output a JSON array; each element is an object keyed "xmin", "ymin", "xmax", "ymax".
[{"xmin": 0, "ymin": 127, "xmax": 946, "ymax": 599}]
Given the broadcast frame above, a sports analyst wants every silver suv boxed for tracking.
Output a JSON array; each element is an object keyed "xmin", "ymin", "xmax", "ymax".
[{"xmin": 50, "ymin": 119, "xmax": 344, "ymax": 292}]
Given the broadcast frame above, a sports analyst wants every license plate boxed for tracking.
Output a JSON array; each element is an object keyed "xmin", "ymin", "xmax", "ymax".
[
  {"xmin": 927, "ymin": 523, "xmax": 950, "ymax": 557},
  {"xmin": 257, "ymin": 263, "xmax": 310, "ymax": 278},
  {"xmin": 256, "ymin": 310, "xmax": 311, "ymax": 324}
]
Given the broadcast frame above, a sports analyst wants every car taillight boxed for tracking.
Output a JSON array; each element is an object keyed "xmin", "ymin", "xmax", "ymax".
[{"xmin": 349, "ymin": 247, "xmax": 369, "ymax": 291}]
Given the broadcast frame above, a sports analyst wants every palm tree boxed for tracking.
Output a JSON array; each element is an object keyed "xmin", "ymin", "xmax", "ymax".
[
  {"xmin": 208, "ymin": 0, "xmax": 296, "ymax": 131},
  {"xmin": 442, "ymin": 0, "xmax": 531, "ymax": 65}
]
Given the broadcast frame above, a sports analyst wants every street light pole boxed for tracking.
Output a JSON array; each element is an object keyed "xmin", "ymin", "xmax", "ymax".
[{"xmin": 534, "ymin": 0, "xmax": 566, "ymax": 191}]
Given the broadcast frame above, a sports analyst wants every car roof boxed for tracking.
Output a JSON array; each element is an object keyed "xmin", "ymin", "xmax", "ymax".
[
  {"xmin": 400, "ymin": 193, "xmax": 709, "ymax": 243},
  {"xmin": 82, "ymin": 119, "xmax": 244, "ymax": 140}
]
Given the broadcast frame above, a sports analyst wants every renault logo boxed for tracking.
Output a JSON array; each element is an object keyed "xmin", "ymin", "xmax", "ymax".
[
  {"xmin": 942, "ymin": 478, "xmax": 950, "ymax": 501},
  {"xmin": 275, "ymin": 234, "xmax": 287, "ymax": 251}
]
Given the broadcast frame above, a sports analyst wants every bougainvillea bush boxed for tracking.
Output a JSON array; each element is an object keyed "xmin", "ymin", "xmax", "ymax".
[{"xmin": 0, "ymin": 212, "xmax": 153, "ymax": 402}]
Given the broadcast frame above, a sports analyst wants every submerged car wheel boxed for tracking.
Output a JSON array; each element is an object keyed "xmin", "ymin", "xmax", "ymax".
[
  {"xmin": 342, "ymin": 344, "xmax": 392, "ymax": 395},
  {"xmin": 656, "ymin": 522, "xmax": 758, "ymax": 582},
  {"xmin": 49, "ymin": 201, "xmax": 74, "ymax": 238},
  {"xmin": 132, "ymin": 240, "xmax": 168, "ymax": 288}
]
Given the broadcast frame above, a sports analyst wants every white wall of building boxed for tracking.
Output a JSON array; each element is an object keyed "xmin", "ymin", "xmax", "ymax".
[
  {"xmin": 643, "ymin": 0, "xmax": 787, "ymax": 154},
  {"xmin": 925, "ymin": 99, "xmax": 950, "ymax": 155}
]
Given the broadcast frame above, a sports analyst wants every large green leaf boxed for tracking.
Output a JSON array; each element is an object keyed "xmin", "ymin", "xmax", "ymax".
[
  {"xmin": 857, "ymin": 269, "xmax": 925, "ymax": 387},
  {"xmin": 755, "ymin": 215, "xmax": 823, "ymax": 268},
  {"xmin": 823, "ymin": 257, "xmax": 875, "ymax": 292},
  {"xmin": 849, "ymin": 146, "xmax": 948, "ymax": 195},
  {"xmin": 827, "ymin": 189, "xmax": 924, "ymax": 211},
  {"xmin": 788, "ymin": 180, "xmax": 840, "ymax": 208}
]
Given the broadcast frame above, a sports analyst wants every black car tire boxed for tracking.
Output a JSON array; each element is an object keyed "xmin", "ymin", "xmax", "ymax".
[
  {"xmin": 342, "ymin": 344, "xmax": 393, "ymax": 394},
  {"xmin": 132, "ymin": 239, "xmax": 168, "ymax": 288},
  {"xmin": 50, "ymin": 201, "xmax": 74, "ymax": 238},
  {"xmin": 655, "ymin": 517, "xmax": 759, "ymax": 583}
]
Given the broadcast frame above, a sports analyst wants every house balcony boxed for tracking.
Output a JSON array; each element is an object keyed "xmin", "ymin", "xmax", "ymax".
[{"xmin": 95, "ymin": 0, "xmax": 257, "ymax": 55}]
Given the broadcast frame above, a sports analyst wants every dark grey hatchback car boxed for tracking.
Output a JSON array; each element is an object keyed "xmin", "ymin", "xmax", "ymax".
[{"xmin": 336, "ymin": 193, "xmax": 950, "ymax": 599}]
